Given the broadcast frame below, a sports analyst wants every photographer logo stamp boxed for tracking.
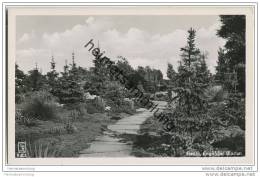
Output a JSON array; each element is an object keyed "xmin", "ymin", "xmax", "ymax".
[{"xmin": 17, "ymin": 141, "xmax": 27, "ymax": 158}]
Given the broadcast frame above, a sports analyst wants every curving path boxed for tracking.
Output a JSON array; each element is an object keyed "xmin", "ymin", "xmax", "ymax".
[{"xmin": 79, "ymin": 101, "xmax": 167, "ymax": 157}]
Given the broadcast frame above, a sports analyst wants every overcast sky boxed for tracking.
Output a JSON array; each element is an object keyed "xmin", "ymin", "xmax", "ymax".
[{"xmin": 16, "ymin": 15, "xmax": 226, "ymax": 78}]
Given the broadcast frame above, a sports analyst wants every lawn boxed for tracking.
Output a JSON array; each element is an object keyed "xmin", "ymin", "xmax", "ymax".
[{"xmin": 15, "ymin": 110, "xmax": 131, "ymax": 157}]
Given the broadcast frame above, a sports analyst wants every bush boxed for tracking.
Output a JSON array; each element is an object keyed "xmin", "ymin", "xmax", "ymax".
[
  {"xmin": 64, "ymin": 120, "xmax": 78, "ymax": 134},
  {"xmin": 20, "ymin": 91, "xmax": 59, "ymax": 121},
  {"xmin": 205, "ymin": 85, "xmax": 228, "ymax": 102},
  {"xmin": 68, "ymin": 102, "xmax": 104, "ymax": 115},
  {"xmin": 112, "ymin": 101, "xmax": 135, "ymax": 114},
  {"xmin": 48, "ymin": 126, "xmax": 66, "ymax": 135},
  {"xmin": 15, "ymin": 94, "xmax": 25, "ymax": 104},
  {"xmin": 15, "ymin": 109, "xmax": 36, "ymax": 127},
  {"xmin": 212, "ymin": 125, "xmax": 245, "ymax": 155},
  {"xmin": 85, "ymin": 101, "xmax": 104, "ymax": 114},
  {"xmin": 209, "ymin": 94, "xmax": 245, "ymax": 130},
  {"xmin": 103, "ymin": 81, "xmax": 125, "ymax": 107}
]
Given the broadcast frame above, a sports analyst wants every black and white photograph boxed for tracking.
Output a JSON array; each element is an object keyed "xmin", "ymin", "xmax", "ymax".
[
  {"xmin": 2, "ymin": 4, "xmax": 256, "ymax": 172},
  {"xmin": 13, "ymin": 13, "xmax": 247, "ymax": 159}
]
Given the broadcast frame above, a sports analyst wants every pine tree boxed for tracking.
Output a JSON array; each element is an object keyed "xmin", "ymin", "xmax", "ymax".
[
  {"xmin": 46, "ymin": 56, "xmax": 59, "ymax": 95},
  {"xmin": 167, "ymin": 28, "xmax": 213, "ymax": 156},
  {"xmin": 56, "ymin": 54, "xmax": 84, "ymax": 104},
  {"xmin": 173, "ymin": 28, "xmax": 208, "ymax": 115},
  {"xmin": 26, "ymin": 63, "xmax": 45, "ymax": 92},
  {"xmin": 87, "ymin": 47, "xmax": 111, "ymax": 96}
]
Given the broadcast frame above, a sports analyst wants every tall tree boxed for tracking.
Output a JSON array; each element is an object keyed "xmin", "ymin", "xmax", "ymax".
[
  {"xmin": 173, "ymin": 28, "xmax": 208, "ymax": 115},
  {"xmin": 215, "ymin": 48, "xmax": 228, "ymax": 84},
  {"xmin": 116, "ymin": 56, "xmax": 134, "ymax": 75},
  {"xmin": 167, "ymin": 63, "xmax": 176, "ymax": 81},
  {"xmin": 167, "ymin": 28, "xmax": 213, "ymax": 157},
  {"xmin": 55, "ymin": 54, "xmax": 84, "ymax": 104},
  {"xmin": 196, "ymin": 53, "xmax": 211, "ymax": 85},
  {"xmin": 15, "ymin": 63, "xmax": 27, "ymax": 103},
  {"xmin": 217, "ymin": 15, "xmax": 245, "ymax": 93}
]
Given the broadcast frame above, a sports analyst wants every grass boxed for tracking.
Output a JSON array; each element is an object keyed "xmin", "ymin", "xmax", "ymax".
[
  {"xmin": 15, "ymin": 90, "xmax": 136, "ymax": 157},
  {"xmin": 26, "ymin": 141, "xmax": 58, "ymax": 157},
  {"xmin": 20, "ymin": 91, "xmax": 59, "ymax": 121},
  {"xmin": 15, "ymin": 108, "xmax": 131, "ymax": 157}
]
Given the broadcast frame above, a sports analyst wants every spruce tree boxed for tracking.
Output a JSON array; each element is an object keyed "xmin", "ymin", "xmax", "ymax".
[
  {"xmin": 26, "ymin": 63, "xmax": 45, "ymax": 92},
  {"xmin": 168, "ymin": 28, "xmax": 212, "ymax": 156},
  {"xmin": 56, "ymin": 54, "xmax": 84, "ymax": 104},
  {"xmin": 173, "ymin": 28, "xmax": 208, "ymax": 115},
  {"xmin": 46, "ymin": 56, "xmax": 59, "ymax": 95},
  {"xmin": 217, "ymin": 15, "xmax": 245, "ymax": 93}
]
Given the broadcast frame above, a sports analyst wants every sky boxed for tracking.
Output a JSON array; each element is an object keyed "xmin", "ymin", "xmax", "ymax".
[{"xmin": 16, "ymin": 15, "xmax": 226, "ymax": 78}]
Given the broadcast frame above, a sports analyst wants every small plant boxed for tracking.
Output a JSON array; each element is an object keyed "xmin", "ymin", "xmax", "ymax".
[
  {"xmin": 64, "ymin": 120, "xmax": 78, "ymax": 134},
  {"xmin": 48, "ymin": 126, "xmax": 65, "ymax": 135},
  {"xmin": 26, "ymin": 142, "xmax": 58, "ymax": 158},
  {"xmin": 15, "ymin": 109, "xmax": 36, "ymax": 127},
  {"xmin": 70, "ymin": 109, "xmax": 80, "ymax": 122}
]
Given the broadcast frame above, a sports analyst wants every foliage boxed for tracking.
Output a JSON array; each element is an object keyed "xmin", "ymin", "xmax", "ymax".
[
  {"xmin": 26, "ymin": 66, "xmax": 47, "ymax": 92},
  {"xmin": 113, "ymin": 100, "xmax": 135, "ymax": 114},
  {"xmin": 116, "ymin": 56, "xmax": 135, "ymax": 75},
  {"xmin": 204, "ymin": 85, "xmax": 227, "ymax": 102},
  {"xmin": 165, "ymin": 28, "xmax": 216, "ymax": 156},
  {"xmin": 20, "ymin": 91, "xmax": 59, "ymax": 121},
  {"xmin": 64, "ymin": 120, "xmax": 78, "ymax": 134},
  {"xmin": 217, "ymin": 15, "xmax": 245, "ymax": 93},
  {"xmin": 211, "ymin": 125, "xmax": 245, "ymax": 155},
  {"xmin": 82, "ymin": 101, "xmax": 104, "ymax": 114},
  {"xmin": 46, "ymin": 56, "xmax": 59, "ymax": 95},
  {"xmin": 26, "ymin": 141, "xmax": 58, "ymax": 157},
  {"xmin": 172, "ymin": 28, "xmax": 209, "ymax": 115},
  {"xmin": 103, "ymin": 81, "xmax": 125, "ymax": 108},
  {"xmin": 196, "ymin": 53, "xmax": 211, "ymax": 84},
  {"xmin": 15, "ymin": 64, "xmax": 27, "ymax": 103},
  {"xmin": 15, "ymin": 109, "xmax": 37, "ymax": 127},
  {"xmin": 209, "ymin": 93, "xmax": 245, "ymax": 130},
  {"xmin": 55, "ymin": 58, "xmax": 84, "ymax": 105},
  {"xmin": 215, "ymin": 48, "xmax": 228, "ymax": 85},
  {"xmin": 48, "ymin": 126, "xmax": 66, "ymax": 135},
  {"xmin": 167, "ymin": 63, "xmax": 176, "ymax": 81}
]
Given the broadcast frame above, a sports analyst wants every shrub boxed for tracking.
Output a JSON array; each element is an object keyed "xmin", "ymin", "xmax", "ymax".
[
  {"xmin": 20, "ymin": 91, "xmax": 59, "ymax": 121},
  {"xmin": 69, "ymin": 109, "xmax": 80, "ymax": 121},
  {"xmin": 114, "ymin": 101, "xmax": 135, "ymax": 114},
  {"xmin": 15, "ymin": 109, "xmax": 36, "ymax": 127},
  {"xmin": 209, "ymin": 93, "xmax": 245, "ymax": 130},
  {"xmin": 64, "ymin": 120, "xmax": 78, "ymax": 134},
  {"xmin": 15, "ymin": 94, "xmax": 25, "ymax": 104},
  {"xmin": 103, "ymin": 81, "xmax": 125, "ymax": 107},
  {"xmin": 85, "ymin": 101, "xmax": 104, "ymax": 114},
  {"xmin": 212, "ymin": 125, "xmax": 245, "ymax": 155},
  {"xmin": 48, "ymin": 126, "xmax": 66, "ymax": 135},
  {"xmin": 26, "ymin": 141, "xmax": 58, "ymax": 157}
]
